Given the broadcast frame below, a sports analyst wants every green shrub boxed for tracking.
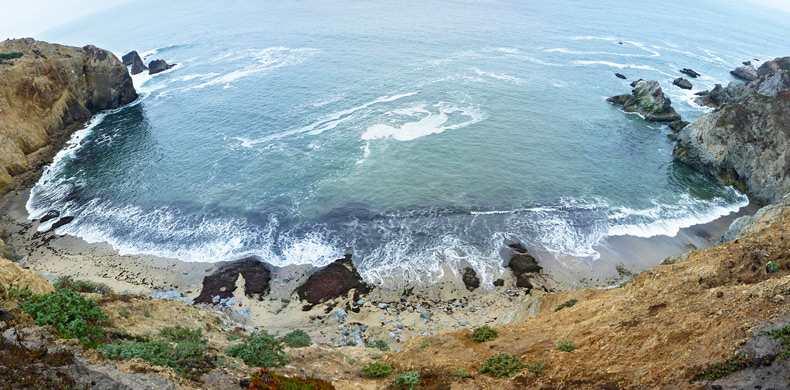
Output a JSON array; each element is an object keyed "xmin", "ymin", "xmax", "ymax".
[
  {"xmin": 391, "ymin": 370, "xmax": 420, "ymax": 389},
  {"xmin": 479, "ymin": 353, "xmax": 523, "ymax": 378},
  {"xmin": 762, "ymin": 324, "xmax": 790, "ymax": 360},
  {"xmin": 100, "ymin": 326, "xmax": 210, "ymax": 378},
  {"xmin": 248, "ymin": 369, "xmax": 336, "ymax": 390},
  {"xmin": 527, "ymin": 359, "xmax": 547, "ymax": 376},
  {"xmin": 554, "ymin": 299, "xmax": 579, "ymax": 312},
  {"xmin": 361, "ymin": 362, "xmax": 392, "ymax": 378},
  {"xmin": 420, "ymin": 340, "xmax": 431, "ymax": 348},
  {"xmin": 557, "ymin": 341, "xmax": 575, "ymax": 352},
  {"xmin": 227, "ymin": 334, "xmax": 241, "ymax": 341},
  {"xmin": 55, "ymin": 276, "xmax": 111, "ymax": 294},
  {"xmin": 225, "ymin": 330, "xmax": 286, "ymax": 367},
  {"xmin": 449, "ymin": 367, "xmax": 469, "ymax": 380},
  {"xmin": 281, "ymin": 329, "xmax": 311, "ymax": 348},
  {"xmin": 692, "ymin": 352, "xmax": 752, "ymax": 381},
  {"xmin": 0, "ymin": 285, "xmax": 34, "ymax": 302},
  {"xmin": 371, "ymin": 354, "xmax": 382, "ymax": 360},
  {"xmin": 366, "ymin": 339, "xmax": 390, "ymax": 351},
  {"xmin": 471, "ymin": 325, "xmax": 498, "ymax": 342},
  {"xmin": 0, "ymin": 52, "xmax": 23, "ymax": 60},
  {"xmin": 767, "ymin": 261, "xmax": 780, "ymax": 273},
  {"xmin": 144, "ymin": 311, "xmax": 151, "ymax": 318},
  {"xmin": 19, "ymin": 288, "xmax": 106, "ymax": 345}
]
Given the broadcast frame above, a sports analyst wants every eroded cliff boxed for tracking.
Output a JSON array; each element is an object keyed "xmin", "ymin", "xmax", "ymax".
[{"xmin": 0, "ymin": 38, "xmax": 137, "ymax": 194}]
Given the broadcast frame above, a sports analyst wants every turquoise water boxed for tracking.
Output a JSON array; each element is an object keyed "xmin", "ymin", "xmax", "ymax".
[{"xmin": 30, "ymin": 0, "xmax": 788, "ymax": 282}]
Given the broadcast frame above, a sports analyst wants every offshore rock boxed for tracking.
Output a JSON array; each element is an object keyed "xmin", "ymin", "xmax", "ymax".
[
  {"xmin": 121, "ymin": 51, "xmax": 140, "ymax": 66},
  {"xmin": 148, "ymin": 59, "xmax": 175, "ymax": 75},
  {"xmin": 674, "ymin": 57, "xmax": 790, "ymax": 204},
  {"xmin": 295, "ymin": 254, "xmax": 372, "ymax": 308},
  {"xmin": 607, "ymin": 80, "xmax": 681, "ymax": 122},
  {"xmin": 193, "ymin": 257, "xmax": 271, "ymax": 304},
  {"xmin": 680, "ymin": 68, "xmax": 701, "ymax": 78},
  {"xmin": 130, "ymin": 54, "xmax": 148, "ymax": 75},
  {"xmin": 0, "ymin": 38, "xmax": 137, "ymax": 195},
  {"xmin": 615, "ymin": 73, "xmax": 627, "ymax": 79},
  {"xmin": 668, "ymin": 120, "xmax": 690, "ymax": 132},
  {"xmin": 673, "ymin": 77, "xmax": 693, "ymax": 90}
]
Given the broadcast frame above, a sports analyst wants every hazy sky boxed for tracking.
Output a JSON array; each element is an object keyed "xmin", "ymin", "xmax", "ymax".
[{"xmin": 1, "ymin": 0, "xmax": 789, "ymax": 42}]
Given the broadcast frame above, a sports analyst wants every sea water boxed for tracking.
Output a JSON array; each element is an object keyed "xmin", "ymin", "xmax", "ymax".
[{"xmin": 29, "ymin": 0, "xmax": 789, "ymax": 283}]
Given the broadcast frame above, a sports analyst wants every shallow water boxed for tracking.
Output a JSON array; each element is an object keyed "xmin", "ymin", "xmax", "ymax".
[{"xmin": 30, "ymin": 0, "xmax": 788, "ymax": 282}]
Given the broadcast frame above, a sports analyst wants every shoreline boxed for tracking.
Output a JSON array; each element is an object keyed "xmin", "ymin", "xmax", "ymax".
[{"xmin": 0, "ymin": 184, "xmax": 758, "ymax": 349}]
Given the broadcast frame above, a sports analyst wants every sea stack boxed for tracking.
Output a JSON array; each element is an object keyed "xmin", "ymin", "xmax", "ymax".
[{"xmin": 607, "ymin": 80, "xmax": 681, "ymax": 122}]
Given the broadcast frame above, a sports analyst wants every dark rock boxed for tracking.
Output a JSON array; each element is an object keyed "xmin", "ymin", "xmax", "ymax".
[
  {"xmin": 130, "ymin": 55, "xmax": 147, "ymax": 75},
  {"xmin": 673, "ymin": 78, "xmax": 693, "ymax": 90},
  {"xmin": 82, "ymin": 45, "xmax": 138, "ymax": 112},
  {"xmin": 295, "ymin": 254, "xmax": 372, "ymax": 307},
  {"xmin": 757, "ymin": 57, "xmax": 790, "ymax": 78},
  {"xmin": 731, "ymin": 64, "xmax": 758, "ymax": 81},
  {"xmin": 630, "ymin": 79, "xmax": 644, "ymax": 88},
  {"xmin": 121, "ymin": 51, "xmax": 140, "ymax": 66},
  {"xmin": 148, "ymin": 59, "xmax": 175, "ymax": 75},
  {"xmin": 49, "ymin": 216, "xmax": 74, "ymax": 231},
  {"xmin": 607, "ymin": 80, "xmax": 682, "ymax": 122},
  {"xmin": 39, "ymin": 210, "xmax": 60, "ymax": 224},
  {"xmin": 508, "ymin": 242, "xmax": 529, "ymax": 253},
  {"xmin": 461, "ymin": 267, "xmax": 480, "ymax": 292},
  {"xmin": 667, "ymin": 133, "xmax": 678, "ymax": 141},
  {"xmin": 668, "ymin": 120, "xmax": 690, "ymax": 132},
  {"xmin": 743, "ymin": 61, "xmax": 752, "ymax": 66},
  {"xmin": 508, "ymin": 249, "xmax": 541, "ymax": 289},
  {"xmin": 493, "ymin": 279, "xmax": 505, "ymax": 287},
  {"xmin": 680, "ymin": 68, "xmax": 701, "ymax": 78},
  {"xmin": 193, "ymin": 257, "xmax": 271, "ymax": 304},
  {"xmin": 615, "ymin": 73, "xmax": 627, "ymax": 80},
  {"xmin": 618, "ymin": 42, "xmax": 623, "ymax": 45}
]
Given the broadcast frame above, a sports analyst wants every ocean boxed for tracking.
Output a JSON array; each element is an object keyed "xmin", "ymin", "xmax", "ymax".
[{"xmin": 29, "ymin": 0, "xmax": 789, "ymax": 284}]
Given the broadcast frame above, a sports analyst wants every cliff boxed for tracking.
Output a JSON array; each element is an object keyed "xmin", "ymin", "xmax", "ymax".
[
  {"xmin": 673, "ymin": 57, "xmax": 790, "ymax": 204},
  {"xmin": 0, "ymin": 38, "xmax": 137, "ymax": 195}
]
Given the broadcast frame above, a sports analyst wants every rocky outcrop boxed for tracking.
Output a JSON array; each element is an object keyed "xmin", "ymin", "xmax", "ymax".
[
  {"xmin": 507, "ymin": 243, "xmax": 542, "ymax": 290},
  {"xmin": 0, "ymin": 38, "xmax": 137, "ymax": 195},
  {"xmin": 615, "ymin": 73, "xmax": 627, "ymax": 80},
  {"xmin": 0, "ymin": 257, "xmax": 54, "ymax": 295},
  {"xmin": 121, "ymin": 51, "xmax": 140, "ymax": 66},
  {"xmin": 295, "ymin": 254, "xmax": 371, "ymax": 308},
  {"xmin": 668, "ymin": 120, "xmax": 689, "ymax": 132},
  {"xmin": 148, "ymin": 59, "xmax": 174, "ymax": 75},
  {"xmin": 673, "ymin": 78, "xmax": 692, "ymax": 90},
  {"xmin": 674, "ymin": 56, "xmax": 790, "ymax": 204},
  {"xmin": 193, "ymin": 257, "xmax": 271, "ymax": 304},
  {"xmin": 731, "ymin": 64, "xmax": 758, "ymax": 81},
  {"xmin": 121, "ymin": 51, "xmax": 148, "ymax": 75},
  {"xmin": 607, "ymin": 80, "xmax": 681, "ymax": 122}
]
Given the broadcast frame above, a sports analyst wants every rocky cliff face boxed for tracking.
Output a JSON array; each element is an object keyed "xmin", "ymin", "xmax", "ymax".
[
  {"xmin": 674, "ymin": 57, "xmax": 790, "ymax": 204},
  {"xmin": 0, "ymin": 38, "xmax": 137, "ymax": 195}
]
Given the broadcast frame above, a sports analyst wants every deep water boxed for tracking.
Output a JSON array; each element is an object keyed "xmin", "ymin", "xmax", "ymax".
[{"xmin": 30, "ymin": 0, "xmax": 789, "ymax": 283}]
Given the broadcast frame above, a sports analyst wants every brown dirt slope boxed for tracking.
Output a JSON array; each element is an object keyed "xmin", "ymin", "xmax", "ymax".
[{"xmin": 381, "ymin": 205, "xmax": 790, "ymax": 389}]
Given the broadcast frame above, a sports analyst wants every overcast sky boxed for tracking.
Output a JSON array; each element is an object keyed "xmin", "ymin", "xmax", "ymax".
[{"xmin": 1, "ymin": 0, "xmax": 789, "ymax": 42}]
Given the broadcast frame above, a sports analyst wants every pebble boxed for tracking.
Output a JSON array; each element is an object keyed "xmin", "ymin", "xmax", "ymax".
[
  {"xmin": 357, "ymin": 299, "xmax": 366, "ymax": 306},
  {"xmin": 378, "ymin": 303, "xmax": 389, "ymax": 309}
]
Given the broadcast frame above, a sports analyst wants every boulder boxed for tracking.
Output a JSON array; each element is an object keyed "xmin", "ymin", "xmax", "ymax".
[
  {"xmin": 607, "ymin": 80, "xmax": 681, "ymax": 122},
  {"xmin": 630, "ymin": 79, "xmax": 643, "ymax": 88},
  {"xmin": 461, "ymin": 267, "xmax": 480, "ymax": 291},
  {"xmin": 756, "ymin": 57, "xmax": 790, "ymax": 78},
  {"xmin": 673, "ymin": 78, "xmax": 693, "ymax": 90},
  {"xmin": 193, "ymin": 257, "xmax": 271, "ymax": 304},
  {"xmin": 295, "ymin": 254, "xmax": 372, "ymax": 308},
  {"xmin": 507, "ymin": 243, "xmax": 541, "ymax": 289},
  {"xmin": 731, "ymin": 64, "xmax": 758, "ymax": 81},
  {"xmin": 39, "ymin": 210, "xmax": 60, "ymax": 223},
  {"xmin": 615, "ymin": 73, "xmax": 627, "ymax": 80},
  {"xmin": 680, "ymin": 68, "xmax": 701, "ymax": 78},
  {"xmin": 148, "ymin": 59, "xmax": 175, "ymax": 75}
]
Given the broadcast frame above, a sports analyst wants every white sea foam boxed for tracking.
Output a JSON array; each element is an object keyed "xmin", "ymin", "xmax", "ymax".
[
  {"xmin": 235, "ymin": 92, "xmax": 417, "ymax": 147},
  {"xmin": 188, "ymin": 47, "xmax": 319, "ymax": 90},
  {"xmin": 361, "ymin": 102, "xmax": 486, "ymax": 141},
  {"xmin": 472, "ymin": 68, "xmax": 528, "ymax": 84}
]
